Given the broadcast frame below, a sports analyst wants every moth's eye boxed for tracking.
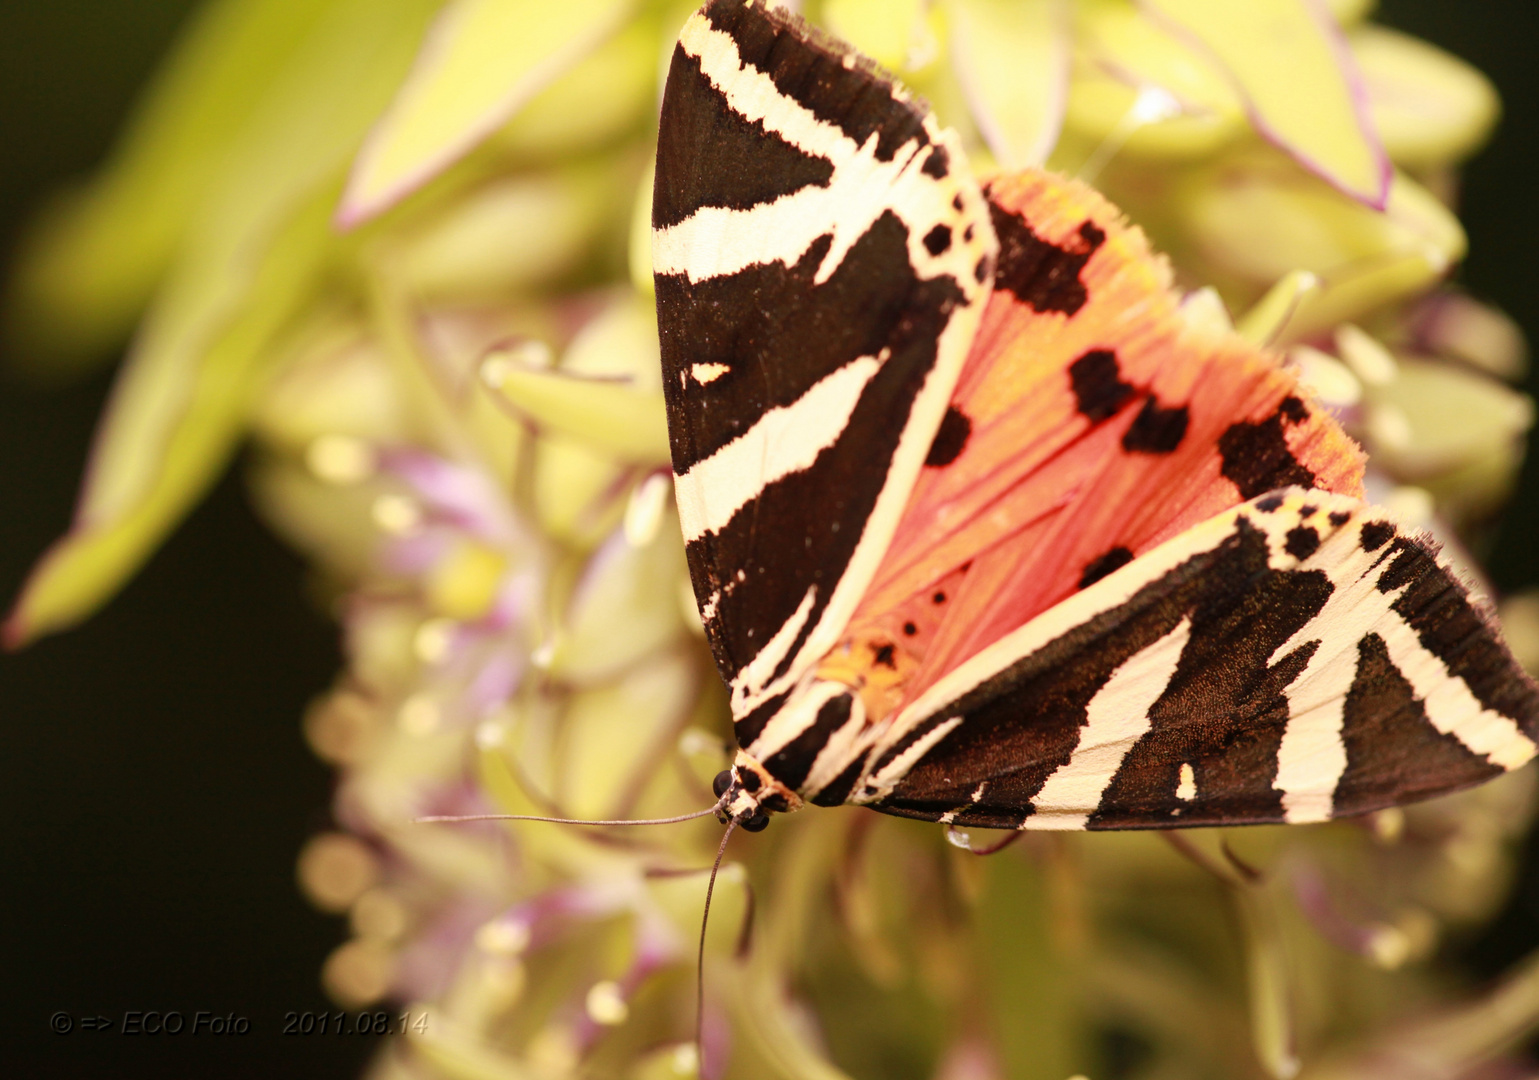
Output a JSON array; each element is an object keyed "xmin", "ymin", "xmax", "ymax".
[
  {"xmin": 712, "ymin": 770, "xmax": 734, "ymax": 797},
  {"xmin": 740, "ymin": 812, "xmax": 770, "ymax": 833}
]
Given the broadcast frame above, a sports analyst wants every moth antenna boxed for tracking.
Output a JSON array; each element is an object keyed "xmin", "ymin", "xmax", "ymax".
[
  {"xmin": 415, "ymin": 795, "xmax": 726, "ymax": 828},
  {"xmin": 696, "ymin": 818, "xmax": 738, "ymax": 1069}
]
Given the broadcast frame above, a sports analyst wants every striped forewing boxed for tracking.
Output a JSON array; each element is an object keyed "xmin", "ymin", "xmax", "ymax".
[{"xmin": 653, "ymin": 0, "xmax": 997, "ymax": 725}]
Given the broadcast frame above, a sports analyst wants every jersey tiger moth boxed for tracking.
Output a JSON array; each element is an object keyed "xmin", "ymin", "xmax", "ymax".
[{"xmin": 652, "ymin": 0, "xmax": 1539, "ymax": 836}]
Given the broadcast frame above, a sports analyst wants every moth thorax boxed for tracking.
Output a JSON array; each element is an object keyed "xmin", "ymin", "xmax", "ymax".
[{"xmin": 714, "ymin": 752, "xmax": 802, "ymax": 831}]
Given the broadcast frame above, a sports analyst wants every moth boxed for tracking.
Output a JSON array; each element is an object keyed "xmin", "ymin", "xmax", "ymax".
[{"xmin": 652, "ymin": 0, "xmax": 1539, "ymax": 837}]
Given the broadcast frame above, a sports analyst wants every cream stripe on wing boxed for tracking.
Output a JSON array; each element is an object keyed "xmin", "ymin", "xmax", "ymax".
[
  {"xmin": 654, "ymin": 16, "xmax": 918, "ymax": 287},
  {"xmin": 676, "ymin": 354, "xmax": 883, "ymax": 543},
  {"xmin": 1380, "ymin": 611, "xmax": 1536, "ymax": 769},
  {"xmin": 1024, "ymin": 617, "xmax": 1192, "ymax": 830}
]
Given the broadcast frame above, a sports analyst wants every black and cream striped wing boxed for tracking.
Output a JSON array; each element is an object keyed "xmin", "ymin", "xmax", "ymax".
[
  {"xmin": 850, "ymin": 489, "xmax": 1539, "ymax": 830},
  {"xmin": 653, "ymin": 0, "xmax": 997, "ymax": 725}
]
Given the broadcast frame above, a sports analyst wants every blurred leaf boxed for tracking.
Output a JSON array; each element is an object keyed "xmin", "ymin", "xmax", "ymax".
[
  {"xmin": 9, "ymin": 0, "xmax": 439, "ymax": 373},
  {"xmin": 6, "ymin": 0, "xmax": 340, "ymax": 370},
  {"xmin": 394, "ymin": 164, "xmax": 621, "ymax": 301},
  {"xmin": 1061, "ymin": 0, "xmax": 1246, "ymax": 163},
  {"xmin": 484, "ymin": 296, "xmax": 668, "ymax": 463},
  {"xmin": 975, "ymin": 853, "xmax": 1086, "ymax": 1080},
  {"xmin": 339, "ymin": 0, "xmax": 637, "ymax": 227},
  {"xmin": 948, "ymin": 0, "xmax": 1069, "ymax": 169},
  {"xmin": 1142, "ymin": 0, "xmax": 1391, "ymax": 207},
  {"xmin": 1352, "ymin": 23, "xmax": 1499, "ymax": 169},
  {"xmin": 5, "ymin": 189, "xmax": 337, "ymax": 647},
  {"xmin": 6, "ymin": 0, "xmax": 441, "ymax": 644},
  {"xmin": 1176, "ymin": 155, "xmax": 1463, "ymax": 336},
  {"xmin": 549, "ymin": 516, "xmax": 687, "ymax": 685}
]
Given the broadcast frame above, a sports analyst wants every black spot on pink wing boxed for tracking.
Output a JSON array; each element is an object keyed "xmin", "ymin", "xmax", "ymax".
[
  {"xmin": 1284, "ymin": 525, "xmax": 1321, "ymax": 560},
  {"xmin": 903, "ymin": 621, "xmax": 918, "ymax": 636},
  {"xmin": 873, "ymin": 643, "xmax": 896, "ymax": 668},
  {"xmin": 987, "ymin": 196, "xmax": 1105, "ymax": 316},
  {"xmin": 925, "ymin": 406, "xmax": 972, "ymax": 466},
  {"xmin": 1360, "ymin": 521, "xmax": 1394, "ymax": 552},
  {"xmin": 1079, "ymin": 546, "xmax": 1134, "ymax": 588},
  {"xmin": 933, "ymin": 591, "xmax": 947, "ymax": 604},
  {"xmin": 1121, "ymin": 397, "xmax": 1190, "ymax": 454},
  {"xmin": 1069, "ymin": 349, "xmax": 1135, "ymax": 422},
  {"xmin": 924, "ymin": 224, "xmax": 952, "ymax": 256},
  {"xmin": 1218, "ymin": 407, "xmax": 1316, "ymax": 499}
]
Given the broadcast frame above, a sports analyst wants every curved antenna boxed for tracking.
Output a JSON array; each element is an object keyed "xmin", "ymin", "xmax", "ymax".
[
  {"xmin": 696, "ymin": 818, "xmax": 738, "ymax": 1066},
  {"xmin": 415, "ymin": 796, "xmax": 726, "ymax": 828}
]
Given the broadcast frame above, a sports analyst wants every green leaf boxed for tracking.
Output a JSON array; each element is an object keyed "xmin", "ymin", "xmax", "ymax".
[
  {"xmin": 5, "ymin": 190, "xmax": 337, "ymax": 648},
  {"xmin": 1177, "ymin": 153, "xmax": 1463, "ymax": 338},
  {"xmin": 1352, "ymin": 24, "xmax": 1500, "ymax": 169},
  {"xmin": 1062, "ymin": 0, "xmax": 1246, "ymax": 163},
  {"xmin": 482, "ymin": 296, "xmax": 668, "ymax": 464},
  {"xmin": 948, "ymin": 0, "xmax": 1069, "ymax": 169},
  {"xmin": 6, "ymin": 0, "xmax": 443, "ymax": 644},
  {"xmin": 1142, "ymin": 0, "xmax": 1391, "ymax": 207},
  {"xmin": 8, "ymin": 0, "xmax": 438, "ymax": 373},
  {"xmin": 339, "ymin": 0, "xmax": 637, "ymax": 227}
]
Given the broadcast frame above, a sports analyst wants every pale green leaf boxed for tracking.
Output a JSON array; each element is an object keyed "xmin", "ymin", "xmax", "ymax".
[
  {"xmin": 1352, "ymin": 24, "xmax": 1499, "ymax": 169},
  {"xmin": 1142, "ymin": 0, "xmax": 1390, "ymax": 207},
  {"xmin": 6, "ymin": 191, "xmax": 336, "ymax": 647},
  {"xmin": 6, "ymin": 0, "xmax": 340, "ymax": 369},
  {"xmin": 487, "ymin": 367, "xmax": 670, "ymax": 464},
  {"xmin": 948, "ymin": 0, "xmax": 1069, "ymax": 169},
  {"xmin": 1062, "ymin": 0, "xmax": 1245, "ymax": 163},
  {"xmin": 1179, "ymin": 154, "xmax": 1463, "ymax": 338},
  {"xmin": 1236, "ymin": 270, "xmax": 1320, "ymax": 347},
  {"xmin": 394, "ymin": 165, "xmax": 619, "ymax": 301},
  {"xmin": 482, "ymin": 296, "xmax": 668, "ymax": 463},
  {"xmin": 339, "ymin": 0, "xmax": 636, "ymax": 227},
  {"xmin": 547, "ymin": 512, "xmax": 687, "ymax": 686},
  {"xmin": 6, "ymin": 0, "xmax": 442, "ymax": 643}
]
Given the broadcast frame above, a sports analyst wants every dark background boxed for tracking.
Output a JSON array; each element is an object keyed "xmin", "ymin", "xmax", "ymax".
[{"xmin": 2, "ymin": 2, "xmax": 1537, "ymax": 1077}]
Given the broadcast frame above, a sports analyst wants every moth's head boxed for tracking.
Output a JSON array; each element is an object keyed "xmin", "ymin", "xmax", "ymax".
[{"xmin": 711, "ymin": 751, "xmax": 801, "ymax": 832}]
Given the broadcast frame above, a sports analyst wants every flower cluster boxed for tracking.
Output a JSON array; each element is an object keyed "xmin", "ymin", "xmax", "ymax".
[{"xmin": 10, "ymin": 1, "xmax": 1539, "ymax": 1078}]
